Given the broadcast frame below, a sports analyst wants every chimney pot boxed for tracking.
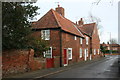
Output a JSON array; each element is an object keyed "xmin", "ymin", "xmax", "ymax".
[
  {"xmin": 58, "ymin": 4, "xmax": 60, "ymax": 7},
  {"xmin": 55, "ymin": 5, "xmax": 65, "ymax": 17},
  {"xmin": 78, "ymin": 18, "xmax": 84, "ymax": 25},
  {"xmin": 76, "ymin": 21, "xmax": 77, "ymax": 25}
]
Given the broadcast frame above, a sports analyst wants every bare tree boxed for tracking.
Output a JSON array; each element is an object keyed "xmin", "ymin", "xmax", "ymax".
[
  {"xmin": 82, "ymin": 13, "xmax": 103, "ymax": 38},
  {"xmin": 83, "ymin": 12, "xmax": 103, "ymax": 30},
  {"xmin": 92, "ymin": 0, "xmax": 114, "ymax": 6}
]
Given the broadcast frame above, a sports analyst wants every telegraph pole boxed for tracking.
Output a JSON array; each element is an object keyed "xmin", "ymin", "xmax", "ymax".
[
  {"xmin": 108, "ymin": 32, "xmax": 112, "ymax": 54},
  {"xmin": 110, "ymin": 32, "xmax": 112, "ymax": 54}
]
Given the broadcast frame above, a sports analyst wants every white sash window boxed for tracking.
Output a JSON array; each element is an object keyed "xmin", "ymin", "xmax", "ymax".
[
  {"xmin": 80, "ymin": 48, "xmax": 82, "ymax": 58},
  {"xmin": 68, "ymin": 48, "xmax": 72, "ymax": 60},
  {"xmin": 80, "ymin": 38, "xmax": 82, "ymax": 44},
  {"xmin": 41, "ymin": 30, "xmax": 50, "ymax": 40}
]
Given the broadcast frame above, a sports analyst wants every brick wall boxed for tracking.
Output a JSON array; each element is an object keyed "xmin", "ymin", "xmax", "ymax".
[
  {"xmin": 32, "ymin": 29, "xmax": 61, "ymax": 67},
  {"xmin": 2, "ymin": 49, "xmax": 45, "ymax": 77},
  {"xmin": 32, "ymin": 29, "xmax": 61, "ymax": 56},
  {"xmin": 62, "ymin": 32, "xmax": 83, "ymax": 65},
  {"xmin": 91, "ymin": 25, "xmax": 101, "ymax": 58},
  {"xmin": 82, "ymin": 35, "xmax": 91, "ymax": 60}
]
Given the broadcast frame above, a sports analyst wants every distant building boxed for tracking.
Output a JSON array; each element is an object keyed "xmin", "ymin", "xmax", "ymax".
[{"xmin": 101, "ymin": 43, "xmax": 120, "ymax": 53}]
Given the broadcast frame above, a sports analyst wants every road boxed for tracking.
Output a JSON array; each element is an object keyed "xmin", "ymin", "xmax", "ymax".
[{"xmin": 44, "ymin": 55, "xmax": 119, "ymax": 78}]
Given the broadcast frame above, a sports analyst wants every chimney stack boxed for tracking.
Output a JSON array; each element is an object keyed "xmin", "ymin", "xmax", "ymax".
[
  {"xmin": 76, "ymin": 21, "xmax": 77, "ymax": 25},
  {"xmin": 78, "ymin": 18, "xmax": 84, "ymax": 25},
  {"xmin": 55, "ymin": 5, "xmax": 65, "ymax": 17}
]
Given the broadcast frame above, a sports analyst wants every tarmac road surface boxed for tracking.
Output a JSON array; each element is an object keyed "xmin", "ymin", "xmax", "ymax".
[{"xmin": 44, "ymin": 55, "xmax": 119, "ymax": 78}]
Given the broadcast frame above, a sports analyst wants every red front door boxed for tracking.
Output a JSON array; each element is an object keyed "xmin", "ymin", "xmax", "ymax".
[{"xmin": 64, "ymin": 49, "xmax": 68, "ymax": 66}]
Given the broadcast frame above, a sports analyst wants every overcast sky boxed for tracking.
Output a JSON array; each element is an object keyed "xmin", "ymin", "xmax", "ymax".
[{"xmin": 33, "ymin": 0, "xmax": 119, "ymax": 44}]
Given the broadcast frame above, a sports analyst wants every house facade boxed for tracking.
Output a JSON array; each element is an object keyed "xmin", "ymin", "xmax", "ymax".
[
  {"xmin": 101, "ymin": 43, "xmax": 120, "ymax": 53},
  {"xmin": 77, "ymin": 18, "xmax": 101, "ymax": 60},
  {"xmin": 32, "ymin": 5, "xmax": 101, "ymax": 68}
]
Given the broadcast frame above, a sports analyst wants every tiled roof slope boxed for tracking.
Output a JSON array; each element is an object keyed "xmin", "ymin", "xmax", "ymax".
[
  {"xmin": 101, "ymin": 44, "xmax": 120, "ymax": 47},
  {"xmin": 32, "ymin": 9, "xmax": 84, "ymax": 37},
  {"xmin": 110, "ymin": 44, "xmax": 120, "ymax": 47},
  {"xmin": 78, "ymin": 23, "xmax": 96, "ymax": 36},
  {"xmin": 32, "ymin": 9, "xmax": 59, "ymax": 29}
]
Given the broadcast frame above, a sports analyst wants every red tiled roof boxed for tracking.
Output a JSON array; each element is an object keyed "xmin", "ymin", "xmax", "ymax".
[
  {"xmin": 77, "ymin": 23, "xmax": 96, "ymax": 36},
  {"xmin": 32, "ymin": 9, "xmax": 84, "ymax": 37},
  {"xmin": 101, "ymin": 44, "xmax": 109, "ymax": 47},
  {"xmin": 32, "ymin": 9, "xmax": 59, "ymax": 29},
  {"xmin": 109, "ymin": 44, "xmax": 119, "ymax": 47},
  {"xmin": 101, "ymin": 44, "xmax": 120, "ymax": 47}
]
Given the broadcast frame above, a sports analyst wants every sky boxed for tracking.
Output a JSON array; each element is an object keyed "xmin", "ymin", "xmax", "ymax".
[{"xmin": 33, "ymin": 0, "xmax": 119, "ymax": 44}]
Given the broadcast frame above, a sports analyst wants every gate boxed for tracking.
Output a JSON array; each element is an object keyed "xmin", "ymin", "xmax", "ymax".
[
  {"xmin": 45, "ymin": 47, "xmax": 54, "ymax": 68},
  {"xmin": 46, "ymin": 58, "xmax": 54, "ymax": 68}
]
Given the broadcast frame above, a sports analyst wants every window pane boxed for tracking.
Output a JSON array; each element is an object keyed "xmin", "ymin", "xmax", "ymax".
[
  {"xmin": 45, "ymin": 47, "xmax": 52, "ymax": 58},
  {"xmin": 80, "ymin": 38, "xmax": 82, "ymax": 44},
  {"xmin": 94, "ymin": 49, "xmax": 96, "ymax": 55},
  {"xmin": 80, "ymin": 48, "xmax": 82, "ymax": 58},
  {"xmin": 68, "ymin": 48, "xmax": 72, "ymax": 59},
  {"xmin": 86, "ymin": 37, "xmax": 88, "ymax": 45},
  {"xmin": 45, "ymin": 30, "xmax": 50, "ymax": 40},
  {"xmin": 74, "ymin": 36, "xmax": 77, "ymax": 40},
  {"xmin": 41, "ymin": 30, "xmax": 50, "ymax": 40}
]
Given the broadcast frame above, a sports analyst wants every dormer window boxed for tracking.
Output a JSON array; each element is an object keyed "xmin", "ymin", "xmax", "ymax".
[{"xmin": 41, "ymin": 30, "xmax": 50, "ymax": 40}]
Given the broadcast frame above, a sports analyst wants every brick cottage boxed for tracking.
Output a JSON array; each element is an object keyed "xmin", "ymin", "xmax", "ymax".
[
  {"xmin": 101, "ymin": 43, "xmax": 120, "ymax": 54},
  {"xmin": 32, "ymin": 5, "xmax": 102, "ymax": 68}
]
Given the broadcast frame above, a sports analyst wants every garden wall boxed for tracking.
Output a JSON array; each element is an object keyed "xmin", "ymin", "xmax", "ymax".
[{"xmin": 2, "ymin": 49, "xmax": 46, "ymax": 77}]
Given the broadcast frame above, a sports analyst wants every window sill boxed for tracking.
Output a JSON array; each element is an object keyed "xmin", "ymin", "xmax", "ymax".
[{"xmin": 68, "ymin": 58, "xmax": 72, "ymax": 60}]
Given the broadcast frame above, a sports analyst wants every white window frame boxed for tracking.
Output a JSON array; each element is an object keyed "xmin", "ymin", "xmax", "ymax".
[
  {"xmin": 108, "ymin": 47, "xmax": 110, "ymax": 50},
  {"xmin": 80, "ymin": 38, "xmax": 82, "ymax": 44},
  {"xmin": 80, "ymin": 48, "xmax": 82, "ymax": 58},
  {"xmin": 98, "ymin": 49, "xmax": 100, "ymax": 54},
  {"xmin": 90, "ymin": 54, "xmax": 92, "ymax": 60},
  {"xmin": 74, "ymin": 36, "xmax": 77, "ymax": 40},
  {"xmin": 86, "ymin": 48, "xmax": 88, "ymax": 57},
  {"xmin": 68, "ymin": 48, "xmax": 72, "ymax": 60},
  {"xmin": 86, "ymin": 37, "xmax": 89, "ymax": 45},
  {"xmin": 94, "ymin": 49, "xmax": 96, "ymax": 55},
  {"xmin": 44, "ymin": 47, "xmax": 52, "ymax": 58},
  {"xmin": 41, "ymin": 30, "xmax": 50, "ymax": 40}
]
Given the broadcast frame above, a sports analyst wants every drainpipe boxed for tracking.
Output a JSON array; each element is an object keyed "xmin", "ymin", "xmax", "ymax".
[
  {"xmin": 90, "ymin": 37, "xmax": 92, "ymax": 54},
  {"xmin": 59, "ymin": 28, "xmax": 62, "ymax": 67}
]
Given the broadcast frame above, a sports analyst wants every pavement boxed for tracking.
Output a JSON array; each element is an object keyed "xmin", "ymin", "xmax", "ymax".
[{"xmin": 3, "ymin": 56, "xmax": 119, "ymax": 79}]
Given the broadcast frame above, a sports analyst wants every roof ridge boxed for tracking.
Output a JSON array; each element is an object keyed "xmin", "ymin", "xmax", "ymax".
[
  {"xmin": 83, "ymin": 23, "xmax": 96, "ymax": 26},
  {"xmin": 51, "ymin": 9, "xmax": 62, "ymax": 27},
  {"xmin": 35, "ymin": 8, "xmax": 54, "ymax": 23},
  {"xmin": 33, "ymin": 8, "xmax": 84, "ymax": 37}
]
